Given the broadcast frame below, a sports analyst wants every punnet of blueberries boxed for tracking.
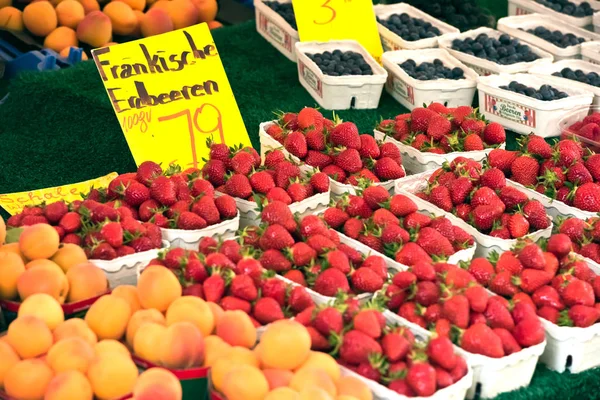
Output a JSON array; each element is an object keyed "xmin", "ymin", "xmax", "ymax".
[
  {"xmin": 524, "ymin": 26, "xmax": 586, "ymax": 48},
  {"xmin": 263, "ymin": 0, "xmax": 297, "ymax": 30},
  {"xmin": 552, "ymin": 67, "xmax": 600, "ymax": 87},
  {"xmin": 451, "ymin": 33, "xmax": 540, "ymax": 65},
  {"xmin": 378, "ymin": 13, "xmax": 442, "ymax": 41},
  {"xmin": 395, "ymin": 0, "xmax": 495, "ymax": 32},
  {"xmin": 307, "ymin": 50, "xmax": 374, "ymax": 77},
  {"xmin": 399, "ymin": 59, "xmax": 465, "ymax": 80},
  {"xmin": 535, "ymin": 0, "xmax": 594, "ymax": 17},
  {"xmin": 499, "ymin": 81, "xmax": 569, "ymax": 101}
]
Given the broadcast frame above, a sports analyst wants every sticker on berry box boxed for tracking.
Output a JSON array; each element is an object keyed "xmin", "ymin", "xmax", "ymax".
[
  {"xmin": 515, "ymin": 6, "xmax": 532, "ymax": 15},
  {"xmin": 258, "ymin": 11, "xmax": 293, "ymax": 52},
  {"xmin": 381, "ymin": 36, "xmax": 401, "ymax": 52},
  {"xmin": 483, "ymin": 93, "xmax": 536, "ymax": 128},
  {"xmin": 386, "ymin": 74, "xmax": 414, "ymax": 105},
  {"xmin": 298, "ymin": 61, "xmax": 322, "ymax": 98}
]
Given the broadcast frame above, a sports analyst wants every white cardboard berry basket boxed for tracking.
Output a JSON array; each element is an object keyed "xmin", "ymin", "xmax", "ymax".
[
  {"xmin": 373, "ymin": 3, "xmax": 460, "ymax": 52},
  {"xmin": 160, "ymin": 213, "xmax": 240, "ymax": 251},
  {"xmin": 507, "ymin": 0, "xmax": 600, "ymax": 28},
  {"xmin": 595, "ymin": 10, "xmax": 600, "ymax": 33},
  {"xmin": 394, "ymin": 171, "xmax": 553, "ymax": 258},
  {"xmin": 258, "ymin": 120, "xmax": 406, "ymax": 196},
  {"xmin": 529, "ymin": 59, "xmax": 600, "ymax": 106},
  {"xmin": 254, "ymin": 0, "xmax": 299, "ymax": 62},
  {"xmin": 497, "ymin": 14, "xmax": 600, "ymax": 61},
  {"xmin": 373, "ymin": 129, "xmax": 505, "ymax": 176},
  {"xmin": 90, "ymin": 240, "xmax": 169, "ymax": 287},
  {"xmin": 295, "ymin": 40, "xmax": 388, "ymax": 110},
  {"xmin": 381, "ymin": 302, "xmax": 546, "ymax": 399},
  {"xmin": 381, "ymin": 48, "xmax": 479, "ymax": 111},
  {"xmin": 477, "ymin": 73, "xmax": 594, "ymax": 137},
  {"xmin": 438, "ymin": 27, "xmax": 554, "ymax": 76},
  {"xmin": 581, "ymin": 40, "xmax": 600, "ymax": 64}
]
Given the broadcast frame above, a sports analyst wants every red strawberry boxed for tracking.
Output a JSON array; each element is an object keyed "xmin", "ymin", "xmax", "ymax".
[
  {"xmin": 297, "ymin": 107, "xmax": 323, "ymax": 130},
  {"xmin": 511, "ymin": 155, "xmax": 540, "ymax": 187},
  {"xmin": 574, "ymin": 183, "xmax": 600, "ymax": 212},
  {"xmin": 184, "ymin": 258, "xmax": 208, "ymax": 283},
  {"xmin": 177, "ymin": 211, "xmax": 207, "ymax": 230},
  {"xmin": 526, "ymin": 135, "xmax": 552, "ymax": 159},
  {"xmin": 493, "ymin": 328, "xmax": 522, "ymax": 355},
  {"xmin": 130, "ymin": 237, "xmax": 154, "ymax": 252},
  {"xmin": 523, "ymin": 200, "xmax": 549, "ymax": 230},
  {"xmin": 339, "ymin": 330, "xmax": 383, "ymax": 365},
  {"xmin": 568, "ymin": 305, "xmax": 600, "ymax": 327},
  {"xmin": 288, "ymin": 286, "xmax": 313, "ymax": 312},
  {"xmin": 313, "ymin": 268, "xmax": 350, "ymax": 296},
  {"xmin": 388, "ymin": 194, "xmax": 418, "ymax": 217},
  {"xmin": 481, "ymin": 168, "xmax": 506, "ymax": 190},
  {"xmin": 442, "ymin": 294, "xmax": 470, "ymax": 329},
  {"xmin": 562, "ymin": 279, "xmax": 595, "ymax": 307},
  {"xmin": 306, "ymin": 326, "xmax": 331, "ymax": 350},
  {"xmin": 261, "ymin": 278, "xmax": 287, "ymax": 306},
  {"xmin": 136, "ymin": 161, "xmax": 162, "ymax": 186},
  {"xmin": 406, "ymin": 363, "xmax": 436, "ymax": 397},
  {"xmin": 275, "ymin": 161, "xmax": 301, "ymax": 189},
  {"xmin": 100, "ymin": 222, "xmax": 123, "ymax": 248},
  {"xmin": 483, "ymin": 122, "xmax": 506, "ymax": 145},
  {"xmin": 484, "ymin": 299, "xmax": 515, "ymax": 331},
  {"xmin": 264, "ymin": 149, "xmax": 286, "ymax": 168},
  {"xmin": 309, "ymin": 172, "xmax": 329, "ymax": 193},
  {"xmin": 284, "ymin": 131, "xmax": 308, "ymax": 159},
  {"xmin": 353, "ymin": 310, "xmax": 383, "ymax": 339},
  {"xmin": 508, "ymin": 213, "xmax": 529, "ymax": 238},
  {"xmin": 546, "ymin": 233, "xmax": 572, "ymax": 259},
  {"xmin": 203, "ymin": 159, "xmax": 227, "ymax": 186},
  {"xmin": 395, "ymin": 243, "xmax": 432, "ymax": 266},
  {"xmin": 461, "ymin": 118, "xmax": 485, "ymax": 135},
  {"xmin": 410, "ymin": 107, "xmax": 435, "ymax": 132},
  {"xmin": 488, "ymin": 149, "xmax": 519, "ymax": 174},
  {"xmin": 351, "ymin": 267, "xmax": 384, "ymax": 293},
  {"xmin": 220, "ymin": 296, "xmax": 252, "ymax": 313},
  {"xmin": 362, "ymin": 185, "xmax": 390, "ymax": 210},
  {"xmin": 230, "ymin": 274, "xmax": 258, "ymax": 301},
  {"xmin": 427, "ymin": 114, "xmax": 452, "ymax": 140},
  {"xmin": 416, "ymin": 227, "xmax": 454, "ymax": 257},
  {"xmin": 465, "ymin": 285, "xmax": 489, "ymax": 313},
  {"xmin": 330, "ymin": 121, "xmax": 361, "ymax": 149},
  {"xmin": 44, "ymin": 201, "xmax": 68, "ymax": 224},
  {"xmin": 450, "ymin": 177, "xmax": 474, "ymax": 205},
  {"xmin": 490, "ymin": 271, "xmax": 519, "ymax": 297},
  {"xmin": 427, "ymin": 336, "xmax": 457, "ymax": 370},
  {"xmin": 461, "ymin": 323, "xmax": 504, "ymax": 358},
  {"xmin": 305, "ymin": 128, "xmax": 326, "ymax": 151},
  {"xmin": 428, "ymin": 185, "xmax": 453, "ymax": 212},
  {"xmin": 249, "ymin": 171, "xmax": 275, "ymax": 194},
  {"xmin": 214, "ymin": 195, "xmax": 237, "ymax": 219},
  {"xmin": 512, "ymin": 317, "xmax": 545, "ymax": 347},
  {"xmin": 91, "ymin": 242, "xmax": 117, "ymax": 260},
  {"xmin": 59, "ymin": 212, "xmax": 82, "ymax": 233},
  {"xmin": 472, "ymin": 205, "xmax": 502, "ymax": 231},
  {"xmin": 314, "ymin": 307, "xmax": 344, "ymax": 336},
  {"xmin": 464, "ymin": 133, "xmax": 484, "ymax": 151},
  {"xmin": 231, "ymin": 151, "xmax": 255, "ymax": 175},
  {"xmin": 253, "ymin": 297, "xmax": 285, "ymax": 325},
  {"xmin": 382, "ymin": 332, "xmax": 410, "ymax": 362},
  {"xmin": 373, "ymin": 157, "xmax": 405, "ymax": 180}
]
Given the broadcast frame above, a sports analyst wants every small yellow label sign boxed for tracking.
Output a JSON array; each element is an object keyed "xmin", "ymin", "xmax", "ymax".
[
  {"xmin": 0, "ymin": 172, "xmax": 118, "ymax": 215},
  {"xmin": 292, "ymin": 0, "xmax": 383, "ymax": 61},
  {"xmin": 92, "ymin": 24, "xmax": 251, "ymax": 169}
]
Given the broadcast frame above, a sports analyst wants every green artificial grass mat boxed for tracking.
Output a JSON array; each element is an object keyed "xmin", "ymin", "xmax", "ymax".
[{"xmin": 2, "ymin": 11, "xmax": 600, "ymax": 400}]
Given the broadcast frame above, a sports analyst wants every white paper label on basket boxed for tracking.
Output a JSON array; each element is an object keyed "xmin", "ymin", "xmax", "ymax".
[
  {"xmin": 382, "ymin": 36, "xmax": 401, "ymax": 52},
  {"xmin": 258, "ymin": 11, "xmax": 293, "ymax": 52},
  {"xmin": 483, "ymin": 93, "xmax": 537, "ymax": 128},
  {"xmin": 515, "ymin": 6, "xmax": 532, "ymax": 15},
  {"xmin": 299, "ymin": 61, "xmax": 323, "ymax": 98},
  {"xmin": 386, "ymin": 75, "xmax": 414, "ymax": 105},
  {"xmin": 463, "ymin": 61, "xmax": 492, "ymax": 76}
]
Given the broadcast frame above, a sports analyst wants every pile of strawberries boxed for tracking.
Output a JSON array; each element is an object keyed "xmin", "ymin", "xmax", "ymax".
[
  {"xmin": 321, "ymin": 187, "xmax": 474, "ymax": 263},
  {"xmin": 202, "ymin": 142, "xmax": 329, "ymax": 203},
  {"xmin": 264, "ymin": 107, "xmax": 406, "ymax": 185},
  {"xmin": 6, "ymin": 199, "xmax": 162, "ymax": 260},
  {"xmin": 466, "ymin": 235, "xmax": 600, "ymax": 328},
  {"xmin": 417, "ymin": 158, "xmax": 550, "ymax": 239},
  {"xmin": 489, "ymin": 135, "xmax": 600, "ymax": 212},
  {"xmin": 296, "ymin": 298, "xmax": 468, "ymax": 397},
  {"xmin": 562, "ymin": 111, "xmax": 600, "ymax": 144},
  {"xmin": 377, "ymin": 103, "xmax": 506, "ymax": 154},
  {"xmin": 148, "ymin": 245, "xmax": 315, "ymax": 327},
  {"xmin": 557, "ymin": 216, "xmax": 600, "ymax": 264},
  {"xmin": 384, "ymin": 261, "xmax": 546, "ymax": 358}
]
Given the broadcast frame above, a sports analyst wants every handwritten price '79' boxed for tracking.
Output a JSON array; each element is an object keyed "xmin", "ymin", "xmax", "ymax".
[
  {"xmin": 313, "ymin": 0, "xmax": 352, "ymax": 25},
  {"xmin": 158, "ymin": 104, "xmax": 224, "ymax": 168}
]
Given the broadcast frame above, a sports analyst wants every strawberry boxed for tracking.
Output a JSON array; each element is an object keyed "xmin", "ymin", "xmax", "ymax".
[
  {"xmin": 416, "ymin": 227, "xmax": 454, "ymax": 257},
  {"xmin": 403, "ymin": 212, "xmax": 432, "ymax": 230},
  {"xmin": 91, "ymin": 242, "xmax": 117, "ymax": 260},
  {"xmin": 461, "ymin": 323, "xmax": 504, "ymax": 358},
  {"xmin": 116, "ymin": 246, "xmax": 136, "ymax": 257},
  {"xmin": 362, "ymin": 185, "xmax": 390, "ymax": 210},
  {"xmin": 259, "ymin": 224, "xmax": 295, "ymax": 250},
  {"xmin": 184, "ymin": 258, "xmax": 208, "ymax": 283},
  {"xmin": 442, "ymin": 294, "xmax": 470, "ymax": 328},
  {"xmin": 191, "ymin": 196, "xmax": 220, "ymax": 225},
  {"xmin": 467, "ymin": 258, "xmax": 495, "ymax": 285},
  {"xmin": 382, "ymin": 332, "xmax": 410, "ymax": 362},
  {"xmin": 338, "ymin": 330, "xmax": 382, "ymax": 365},
  {"xmin": 493, "ymin": 328, "xmax": 522, "ymax": 355},
  {"xmin": 261, "ymin": 278, "xmax": 287, "ymax": 306},
  {"xmin": 481, "ymin": 168, "xmax": 506, "ymax": 190},
  {"xmin": 380, "ymin": 142, "xmax": 403, "ymax": 164},
  {"xmin": 516, "ymin": 269, "xmax": 552, "ymax": 294},
  {"xmin": 362, "ymin": 255, "xmax": 387, "ymax": 280},
  {"xmin": 395, "ymin": 243, "xmax": 432, "ymax": 266},
  {"xmin": 562, "ymin": 279, "xmax": 595, "ymax": 307},
  {"xmin": 304, "ymin": 128, "xmax": 325, "ymax": 151},
  {"xmin": 373, "ymin": 157, "xmax": 405, "ymax": 180},
  {"xmin": 297, "ymin": 107, "xmax": 323, "ymax": 130},
  {"xmin": 358, "ymin": 134, "xmax": 381, "ymax": 159},
  {"xmin": 150, "ymin": 176, "xmax": 177, "ymax": 206},
  {"xmin": 323, "ymin": 208, "xmax": 349, "ymax": 229},
  {"xmin": 483, "ymin": 122, "xmax": 506, "ymax": 145},
  {"xmin": 512, "ymin": 317, "xmax": 545, "ymax": 347},
  {"xmin": 427, "ymin": 336, "xmax": 457, "ymax": 370},
  {"xmin": 313, "ymin": 268, "xmax": 350, "ymax": 296},
  {"xmin": 567, "ymin": 305, "xmax": 600, "ymax": 327},
  {"xmin": 461, "ymin": 118, "xmax": 485, "ymax": 135},
  {"xmin": 490, "ymin": 271, "xmax": 519, "ymax": 297},
  {"xmin": 306, "ymin": 326, "xmax": 331, "ymax": 350},
  {"xmin": 214, "ymin": 195, "xmax": 237, "ymax": 219},
  {"xmin": 230, "ymin": 151, "xmax": 254, "ymax": 175},
  {"xmin": 547, "ymin": 233, "xmax": 572, "ymax": 259},
  {"xmin": 314, "ymin": 307, "xmax": 344, "ymax": 336},
  {"xmin": 388, "ymin": 194, "xmax": 418, "ymax": 217},
  {"xmin": 465, "ymin": 285, "xmax": 489, "ymax": 313},
  {"xmin": 330, "ymin": 121, "xmax": 361, "ymax": 149},
  {"xmin": 274, "ymin": 161, "xmax": 302, "ymax": 189},
  {"xmin": 484, "ymin": 299, "xmax": 515, "ymax": 331},
  {"xmin": 308, "ymin": 172, "xmax": 329, "ymax": 193},
  {"xmin": 59, "ymin": 212, "xmax": 82, "ymax": 233},
  {"xmin": 248, "ymin": 171, "xmax": 275, "ymax": 194},
  {"xmin": 428, "ymin": 185, "xmax": 453, "ymax": 212},
  {"xmin": 574, "ymin": 183, "xmax": 600, "ymax": 212},
  {"xmin": 177, "ymin": 211, "xmax": 207, "ymax": 230},
  {"xmin": 299, "ymin": 215, "xmax": 329, "ymax": 237},
  {"xmin": 523, "ymin": 200, "xmax": 549, "ymax": 230},
  {"xmin": 449, "ymin": 177, "xmax": 473, "ymax": 205},
  {"xmin": 229, "ymin": 274, "xmax": 258, "ymax": 301},
  {"xmin": 555, "ymin": 139, "xmax": 583, "ymax": 167},
  {"xmin": 351, "ymin": 267, "xmax": 384, "ymax": 293},
  {"xmin": 100, "ymin": 222, "xmax": 123, "ymax": 248},
  {"xmin": 285, "ymin": 242, "xmax": 316, "ymax": 267},
  {"xmin": 44, "ymin": 201, "xmax": 68, "ymax": 224},
  {"xmin": 510, "ymin": 154, "xmax": 540, "ymax": 187},
  {"xmin": 306, "ymin": 234, "xmax": 337, "ymax": 254},
  {"xmin": 410, "ymin": 107, "xmax": 435, "ymax": 132},
  {"xmin": 406, "ymin": 363, "xmax": 436, "ymax": 397},
  {"xmin": 253, "ymin": 297, "xmax": 285, "ymax": 325},
  {"xmin": 508, "ymin": 213, "xmax": 529, "ymax": 238},
  {"xmin": 130, "ymin": 237, "xmax": 154, "ymax": 252},
  {"xmin": 585, "ymin": 154, "xmax": 600, "ymax": 181},
  {"xmin": 136, "ymin": 161, "xmax": 162, "ymax": 186},
  {"xmin": 472, "ymin": 205, "xmax": 502, "ymax": 231},
  {"xmin": 220, "ymin": 296, "xmax": 252, "ymax": 313},
  {"xmin": 284, "ymin": 131, "xmax": 308, "ymax": 159},
  {"xmin": 288, "ymin": 286, "xmax": 313, "ymax": 312},
  {"xmin": 464, "ymin": 133, "xmax": 484, "ymax": 151},
  {"xmin": 517, "ymin": 243, "xmax": 545, "ymax": 270},
  {"xmin": 352, "ymin": 309, "xmax": 382, "ymax": 339},
  {"xmin": 426, "ymin": 115, "xmax": 451, "ymax": 140}
]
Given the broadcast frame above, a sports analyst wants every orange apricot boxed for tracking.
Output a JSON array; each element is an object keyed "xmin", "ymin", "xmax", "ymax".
[
  {"xmin": 76, "ymin": 10, "xmax": 111, "ymax": 47},
  {"xmin": 260, "ymin": 320, "xmax": 311, "ymax": 370},
  {"xmin": 51, "ymin": 243, "xmax": 88, "ymax": 272},
  {"xmin": 216, "ymin": 310, "xmax": 257, "ymax": 348},
  {"xmin": 299, "ymin": 387, "xmax": 334, "ymax": 400},
  {"xmin": 56, "ymin": 0, "xmax": 85, "ymax": 28},
  {"xmin": 47, "ymin": 337, "xmax": 95, "ymax": 374},
  {"xmin": 133, "ymin": 368, "xmax": 182, "ymax": 400},
  {"xmin": 0, "ymin": 341, "xmax": 20, "ymax": 389},
  {"xmin": 290, "ymin": 368, "xmax": 337, "ymax": 398},
  {"xmin": 159, "ymin": 321, "xmax": 204, "ymax": 369},
  {"xmin": 77, "ymin": 0, "xmax": 100, "ymax": 13},
  {"xmin": 263, "ymin": 368, "xmax": 294, "ymax": 390},
  {"xmin": 166, "ymin": 296, "xmax": 214, "ymax": 337},
  {"xmin": 166, "ymin": 0, "xmax": 198, "ymax": 29},
  {"xmin": 18, "ymin": 293, "xmax": 65, "ymax": 330},
  {"xmin": 115, "ymin": 0, "xmax": 145, "ymax": 10},
  {"xmin": 222, "ymin": 365, "xmax": 269, "ymax": 400},
  {"xmin": 207, "ymin": 20, "xmax": 222, "ymax": 29},
  {"xmin": 112, "ymin": 285, "xmax": 141, "ymax": 314},
  {"xmin": 59, "ymin": 46, "xmax": 89, "ymax": 60},
  {"xmin": 45, "ymin": 370, "xmax": 94, "ymax": 400},
  {"xmin": 102, "ymin": 1, "xmax": 136, "ymax": 35},
  {"xmin": 126, "ymin": 308, "xmax": 165, "ymax": 348},
  {"xmin": 94, "ymin": 339, "xmax": 130, "ymax": 359},
  {"xmin": 137, "ymin": 265, "xmax": 181, "ymax": 312},
  {"xmin": 207, "ymin": 301, "xmax": 225, "ymax": 325},
  {"xmin": 140, "ymin": 8, "xmax": 173, "ymax": 37},
  {"xmin": 336, "ymin": 376, "xmax": 372, "ymax": 400},
  {"xmin": 7, "ymin": 315, "xmax": 53, "ymax": 359},
  {"xmin": 211, "ymin": 347, "xmax": 258, "ymax": 391},
  {"xmin": 265, "ymin": 388, "xmax": 301, "ymax": 400},
  {"xmin": 25, "ymin": 258, "xmax": 61, "ymax": 270},
  {"xmin": 84, "ymin": 294, "xmax": 132, "ymax": 340},
  {"xmin": 0, "ymin": 242, "xmax": 27, "ymax": 262},
  {"xmin": 297, "ymin": 352, "xmax": 340, "ymax": 383},
  {"xmin": 66, "ymin": 262, "xmax": 108, "ymax": 303},
  {"xmin": 44, "ymin": 26, "xmax": 78, "ymax": 52},
  {"xmin": 0, "ymin": 7, "xmax": 23, "ymax": 31},
  {"xmin": 19, "ymin": 223, "xmax": 59, "ymax": 259},
  {"xmin": 0, "ymin": 251, "xmax": 25, "ymax": 300},
  {"xmin": 17, "ymin": 262, "xmax": 69, "ymax": 303},
  {"xmin": 4, "ymin": 359, "xmax": 54, "ymax": 400},
  {"xmin": 133, "ymin": 322, "xmax": 167, "ymax": 364},
  {"xmin": 87, "ymin": 354, "xmax": 138, "ymax": 400},
  {"xmin": 53, "ymin": 318, "xmax": 98, "ymax": 346},
  {"xmin": 22, "ymin": 1, "xmax": 57, "ymax": 36},
  {"xmin": 191, "ymin": 0, "xmax": 217, "ymax": 22}
]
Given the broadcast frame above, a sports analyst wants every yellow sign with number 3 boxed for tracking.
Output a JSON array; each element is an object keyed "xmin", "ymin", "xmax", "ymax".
[{"xmin": 292, "ymin": 0, "xmax": 383, "ymax": 61}]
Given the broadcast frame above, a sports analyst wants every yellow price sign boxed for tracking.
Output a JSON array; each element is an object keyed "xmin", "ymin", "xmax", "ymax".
[
  {"xmin": 91, "ymin": 24, "xmax": 251, "ymax": 169},
  {"xmin": 0, "ymin": 172, "xmax": 118, "ymax": 215},
  {"xmin": 292, "ymin": 0, "xmax": 383, "ymax": 60}
]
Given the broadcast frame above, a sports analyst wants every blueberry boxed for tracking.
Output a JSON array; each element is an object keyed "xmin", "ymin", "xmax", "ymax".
[
  {"xmin": 263, "ymin": 1, "xmax": 297, "ymax": 29},
  {"xmin": 381, "ymin": 13, "xmax": 442, "ymax": 41},
  {"xmin": 399, "ymin": 58, "xmax": 465, "ymax": 81},
  {"xmin": 501, "ymin": 80, "xmax": 569, "ymax": 101},
  {"xmin": 309, "ymin": 50, "xmax": 373, "ymax": 77},
  {"xmin": 535, "ymin": 0, "xmax": 593, "ymax": 18}
]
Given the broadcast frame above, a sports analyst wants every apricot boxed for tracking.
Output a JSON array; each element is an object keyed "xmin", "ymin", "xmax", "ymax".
[
  {"xmin": 298, "ymin": 352, "xmax": 340, "ymax": 383},
  {"xmin": 336, "ymin": 376, "xmax": 372, "ymax": 400},
  {"xmin": 140, "ymin": 8, "xmax": 173, "ymax": 37},
  {"xmin": 18, "ymin": 293, "xmax": 65, "ymax": 330},
  {"xmin": 137, "ymin": 266, "xmax": 181, "ymax": 312},
  {"xmin": 0, "ymin": 7, "xmax": 23, "ymax": 31},
  {"xmin": 4, "ymin": 359, "xmax": 54, "ymax": 400},
  {"xmin": 337, "ymin": 396, "xmax": 360, "ymax": 400},
  {"xmin": 166, "ymin": 296, "xmax": 214, "ymax": 337},
  {"xmin": 0, "ymin": 0, "xmax": 10, "ymax": 10},
  {"xmin": 160, "ymin": 321, "xmax": 204, "ymax": 369},
  {"xmin": 7, "ymin": 315, "xmax": 53, "ymax": 359},
  {"xmin": 76, "ymin": 10, "xmax": 111, "ymax": 47},
  {"xmin": 53, "ymin": 319, "xmax": 98, "ymax": 346},
  {"xmin": 126, "ymin": 308, "xmax": 165, "ymax": 348},
  {"xmin": 94, "ymin": 340, "xmax": 130, "ymax": 359},
  {"xmin": 45, "ymin": 370, "xmax": 94, "ymax": 400},
  {"xmin": 51, "ymin": 244, "xmax": 88, "ymax": 273},
  {"xmin": 207, "ymin": 20, "xmax": 222, "ymax": 30},
  {"xmin": 203, "ymin": 335, "xmax": 231, "ymax": 368},
  {"xmin": 263, "ymin": 369, "xmax": 294, "ymax": 390},
  {"xmin": 103, "ymin": 1, "xmax": 136, "ymax": 35},
  {"xmin": 216, "ymin": 310, "xmax": 257, "ymax": 348},
  {"xmin": 133, "ymin": 322, "xmax": 167, "ymax": 364},
  {"xmin": 55, "ymin": 0, "xmax": 85, "ymax": 28},
  {"xmin": 47, "ymin": 337, "xmax": 95, "ymax": 374},
  {"xmin": 25, "ymin": 258, "xmax": 61, "ymax": 270},
  {"xmin": 44, "ymin": 26, "xmax": 78, "ymax": 52},
  {"xmin": 22, "ymin": 2, "xmax": 57, "ymax": 36},
  {"xmin": 19, "ymin": 223, "xmax": 60, "ymax": 259},
  {"xmin": 59, "ymin": 46, "xmax": 89, "ymax": 60},
  {"xmin": 211, "ymin": 347, "xmax": 258, "ymax": 391},
  {"xmin": 166, "ymin": 0, "xmax": 198, "ymax": 29},
  {"xmin": 87, "ymin": 354, "xmax": 138, "ymax": 400},
  {"xmin": 191, "ymin": 0, "xmax": 217, "ymax": 22},
  {"xmin": 265, "ymin": 388, "xmax": 301, "ymax": 400},
  {"xmin": 0, "ymin": 242, "xmax": 27, "ymax": 262},
  {"xmin": 66, "ymin": 262, "xmax": 108, "ymax": 303},
  {"xmin": 290, "ymin": 368, "xmax": 337, "ymax": 398},
  {"xmin": 115, "ymin": 0, "xmax": 145, "ymax": 11},
  {"xmin": 260, "ymin": 320, "xmax": 311, "ymax": 370},
  {"xmin": 0, "ymin": 341, "xmax": 20, "ymax": 389},
  {"xmin": 112, "ymin": 285, "xmax": 141, "ymax": 314},
  {"xmin": 17, "ymin": 262, "xmax": 69, "ymax": 303},
  {"xmin": 133, "ymin": 368, "xmax": 182, "ymax": 400},
  {"xmin": 85, "ymin": 295, "xmax": 131, "ymax": 340},
  {"xmin": 222, "ymin": 365, "xmax": 269, "ymax": 400},
  {"xmin": 0, "ymin": 251, "xmax": 25, "ymax": 300},
  {"xmin": 77, "ymin": 0, "xmax": 99, "ymax": 13},
  {"xmin": 299, "ymin": 387, "xmax": 334, "ymax": 400}
]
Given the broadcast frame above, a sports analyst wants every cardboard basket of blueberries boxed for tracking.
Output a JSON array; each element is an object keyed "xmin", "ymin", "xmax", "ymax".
[
  {"xmin": 497, "ymin": 14, "xmax": 600, "ymax": 61},
  {"xmin": 529, "ymin": 59, "xmax": 600, "ymax": 105},
  {"xmin": 294, "ymin": 40, "xmax": 387, "ymax": 110},
  {"xmin": 438, "ymin": 27, "xmax": 553, "ymax": 76},
  {"xmin": 581, "ymin": 41, "xmax": 600, "ymax": 64},
  {"xmin": 373, "ymin": 3, "xmax": 459, "ymax": 52},
  {"xmin": 508, "ymin": 0, "xmax": 599, "ymax": 29},
  {"xmin": 477, "ymin": 73, "xmax": 594, "ymax": 137},
  {"xmin": 254, "ymin": 0, "xmax": 299, "ymax": 62},
  {"xmin": 381, "ymin": 48, "xmax": 478, "ymax": 110}
]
